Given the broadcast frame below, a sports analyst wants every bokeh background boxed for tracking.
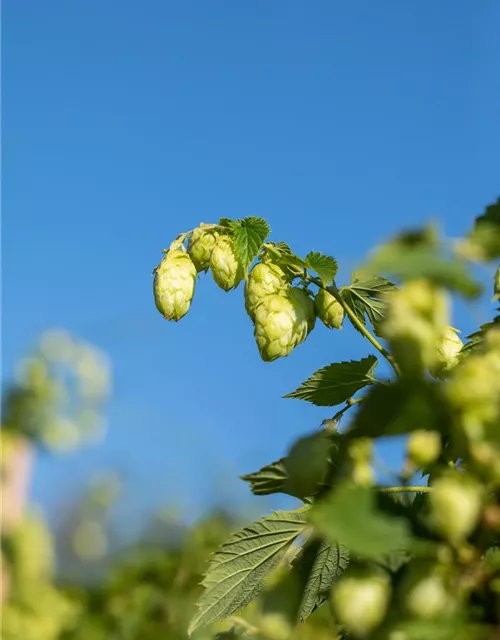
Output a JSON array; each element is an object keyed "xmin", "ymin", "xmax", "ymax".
[{"xmin": 2, "ymin": 3, "xmax": 500, "ymax": 635}]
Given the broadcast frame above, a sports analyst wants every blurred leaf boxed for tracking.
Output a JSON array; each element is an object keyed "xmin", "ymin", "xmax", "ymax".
[
  {"xmin": 460, "ymin": 312, "xmax": 500, "ymax": 356},
  {"xmin": 242, "ymin": 431, "xmax": 338, "ymax": 500},
  {"xmin": 188, "ymin": 508, "xmax": 308, "ymax": 634},
  {"xmin": 292, "ymin": 539, "xmax": 349, "ymax": 620},
  {"xmin": 382, "ymin": 618, "xmax": 491, "ymax": 640},
  {"xmin": 467, "ymin": 198, "xmax": 500, "ymax": 260},
  {"xmin": 305, "ymin": 252, "xmax": 338, "ymax": 286},
  {"xmin": 346, "ymin": 380, "xmax": 451, "ymax": 438},
  {"xmin": 241, "ymin": 459, "xmax": 288, "ymax": 496},
  {"xmin": 363, "ymin": 226, "xmax": 481, "ymax": 298},
  {"xmin": 284, "ymin": 356, "xmax": 378, "ymax": 407},
  {"xmin": 310, "ymin": 483, "xmax": 412, "ymax": 559},
  {"xmin": 232, "ymin": 217, "xmax": 271, "ymax": 272},
  {"xmin": 341, "ymin": 275, "xmax": 396, "ymax": 336}
]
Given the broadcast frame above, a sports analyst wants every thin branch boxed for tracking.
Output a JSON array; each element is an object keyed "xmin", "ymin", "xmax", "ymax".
[{"xmin": 379, "ymin": 485, "xmax": 431, "ymax": 494}]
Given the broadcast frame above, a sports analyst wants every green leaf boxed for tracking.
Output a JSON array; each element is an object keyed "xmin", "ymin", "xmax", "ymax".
[
  {"xmin": 188, "ymin": 508, "xmax": 308, "ymax": 634},
  {"xmin": 386, "ymin": 618, "xmax": 489, "ymax": 640},
  {"xmin": 467, "ymin": 198, "xmax": 500, "ymax": 260},
  {"xmin": 460, "ymin": 312, "xmax": 500, "ymax": 356},
  {"xmin": 232, "ymin": 217, "xmax": 271, "ymax": 273},
  {"xmin": 241, "ymin": 431, "xmax": 337, "ymax": 500},
  {"xmin": 310, "ymin": 482, "xmax": 412, "ymax": 560},
  {"xmin": 346, "ymin": 380, "xmax": 451, "ymax": 439},
  {"xmin": 241, "ymin": 460, "xmax": 288, "ymax": 497},
  {"xmin": 305, "ymin": 252, "xmax": 338, "ymax": 286},
  {"xmin": 292, "ymin": 539, "xmax": 349, "ymax": 620},
  {"xmin": 218, "ymin": 217, "xmax": 235, "ymax": 229},
  {"xmin": 265, "ymin": 242, "xmax": 307, "ymax": 281},
  {"xmin": 363, "ymin": 226, "xmax": 482, "ymax": 298},
  {"xmin": 341, "ymin": 275, "xmax": 396, "ymax": 336},
  {"xmin": 283, "ymin": 356, "xmax": 378, "ymax": 407}
]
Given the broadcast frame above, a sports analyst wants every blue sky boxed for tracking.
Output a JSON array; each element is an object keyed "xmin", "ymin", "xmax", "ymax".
[{"xmin": 3, "ymin": 1, "xmax": 500, "ymax": 528}]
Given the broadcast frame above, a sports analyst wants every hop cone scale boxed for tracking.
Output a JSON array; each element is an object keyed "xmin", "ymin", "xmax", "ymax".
[
  {"xmin": 210, "ymin": 236, "xmax": 244, "ymax": 291},
  {"xmin": 254, "ymin": 287, "xmax": 315, "ymax": 362},
  {"xmin": 188, "ymin": 226, "xmax": 219, "ymax": 272},
  {"xmin": 244, "ymin": 262, "xmax": 287, "ymax": 321}
]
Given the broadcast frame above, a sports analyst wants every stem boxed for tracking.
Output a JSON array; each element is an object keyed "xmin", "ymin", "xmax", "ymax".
[
  {"xmin": 379, "ymin": 485, "xmax": 431, "ymax": 494},
  {"xmin": 305, "ymin": 273, "xmax": 399, "ymax": 375},
  {"xmin": 322, "ymin": 396, "xmax": 366, "ymax": 432}
]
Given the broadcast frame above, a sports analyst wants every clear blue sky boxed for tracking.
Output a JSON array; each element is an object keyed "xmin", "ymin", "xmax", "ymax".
[{"xmin": 3, "ymin": 1, "xmax": 500, "ymax": 527}]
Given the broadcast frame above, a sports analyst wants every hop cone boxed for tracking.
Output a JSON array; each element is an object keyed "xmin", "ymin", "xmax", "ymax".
[
  {"xmin": 188, "ymin": 226, "xmax": 219, "ymax": 272},
  {"xmin": 429, "ymin": 326, "xmax": 463, "ymax": 379},
  {"xmin": 254, "ymin": 287, "xmax": 315, "ymax": 362},
  {"xmin": 210, "ymin": 235, "xmax": 244, "ymax": 291},
  {"xmin": 153, "ymin": 249, "xmax": 197, "ymax": 321},
  {"xmin": 244, "ymin": 262, "xmax": 287, "ymax": 321},
  {"xmin": 314, "ymin": 289, "xmax": 344, "ymax": 329}
]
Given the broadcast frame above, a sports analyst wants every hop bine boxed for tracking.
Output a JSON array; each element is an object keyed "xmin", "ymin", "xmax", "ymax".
[{"xmin": 153, "ymin": 249, "xmax": 197, "ymax": 321}]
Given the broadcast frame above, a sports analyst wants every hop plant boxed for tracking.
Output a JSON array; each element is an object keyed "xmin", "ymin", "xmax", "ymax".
[
  {"xmin": 188, "ymin": 226, "xmax": 220, "ymax": 272},
  {"xmin": 244, "ymin": 262, "xmax": 287, "ymax": 321},
  {"xmin": 429, "ymin": 474, "xmax": 483, "ymax": 544},
  {"xmin": 406, "ymin": 429, "xmax": 441, "ymax": 468},
  {"xmin": 494, "ymin": 265, "xmax": 500, "ymax": 300},
  {"xmin": 314, "ymin": 289, "xmax": 344, "ymax": 329},
  {"xmin": 210, "ymin": 235, "xmax": 244, "ymax": 291},
  {"xmin": 254, "ymin": 287, "xmax": 315, "ymax": 362},
  {"xmin": 330, "ymin": 568, "xmax": 390, "ymax": 637},
  {"xmin": 429, "ymin": 326, "xmax": 463, "ymax": 379},
  {"xmin": 381, "ymin": 279, "xmax": 450, "ymax": 375},
  {"xmin": 400, "ymin": 563, "xmax": 453, "ymax": 619},
  {"xmin": 153, "ymin": 248, "xmax": 197, "ymax": 321}
]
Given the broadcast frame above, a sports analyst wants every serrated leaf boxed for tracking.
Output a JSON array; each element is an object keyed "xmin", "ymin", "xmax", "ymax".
[
  {"xmin": 346, "ymin": 380, "xmax": 451, "ymax": 439},
  {"xmin": 264, "ymin": 242, "xmax": 307, "ymax": 281},
  {"xmin": 467, "ymin": 198, "xmax": 500, "ymax": 260},
  {"xmin": 305, "ymin": 252, "xmax": 338, "ymax": 286},
  {"xmin": 284, "ymin": 356, "xmax": 378, "ymax": 407},
  {"xmin": 460, "ymin": 312, "xmax": 500, "ymax": 356},
  {"xmin": 341, "ymin": 275, "xmax": 396, "ymax": 336},
  {"xmin": 219, "ymin": 217, "xmax": 235, "ymax": 229},
  {"xmin": 292, "ymin": 539, "xmax": 349, "ymax": 620},
  {"xmin": 242, "ymin": 431, "xmax": 337, "ymax": 500},
  {"xmin": 188, "ymin": 508, "xmax": 308, "ymax": 634},
  {"xmin": 363, "ymin": 226, "xmax": 482, "ymax": 298},
  {"xmin": 241, "ymin": 460, "xmax": 288, "ymax": 496},
  {"xmin": 232, "ymin": 217, "xmax": 271, "ymax": 273},
  {"xmin": 310, "ymin": 482, "xmax": 412, "ymax": 560}
]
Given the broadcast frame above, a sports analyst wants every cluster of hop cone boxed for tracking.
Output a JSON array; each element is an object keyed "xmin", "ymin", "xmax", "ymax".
[{"xmin": 153, "ymin": 224, "xmax": 344, "ymax": 361}]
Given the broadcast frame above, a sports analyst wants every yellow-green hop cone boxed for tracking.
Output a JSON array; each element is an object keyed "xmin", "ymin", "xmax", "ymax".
[
  {"xmin": 290, "ymin": 287, "xmax": 316, "ymax": 334},
  {"xmin": 315, "ymin": 289, "xmax": 344, "ymax": 329},
  {"xmin": 254, "ymin": 288, "xmax": 314, "ymax": 362},
  {"xmin": 187, "ymin": 226, "xmax": 219, "ymax": 272},
  {"xmin": 430, "ymin": 474, "xmax": 483, "ymax": 544},
  {"xmin": 210, "ymin": 235, "xmax": 244, "ymax": 291},
  {"xmin": 400, "ymin": 564, "xmax": 453, "ymax": 619},
  {"xmin": 429, "ymin": 326, "xmax": 463, "ymax": 379},
  {"xmin": 330, "ymin": 569, "xmax": 391, "ymax": 638},
  {"xmin": 244, "ymin": 262, "xmax": 287, "ymax": 321},
  {"xmin": 406, "ymin": 429, "xmax": 441, "ymax": 468},
  {"xmin": 153, "ymin": 249, "xmax": 197, "ymax": 321}
]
